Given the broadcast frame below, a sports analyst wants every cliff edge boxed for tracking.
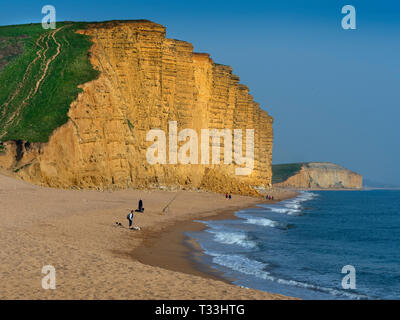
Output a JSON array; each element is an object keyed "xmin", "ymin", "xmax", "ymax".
[
  {"xmin": 272, "ymin": 162, "xmax": 362, "ymax": 189},
  {"xmin": 0, "ymin": 20, "xmax": 273, "ymax": 195}
]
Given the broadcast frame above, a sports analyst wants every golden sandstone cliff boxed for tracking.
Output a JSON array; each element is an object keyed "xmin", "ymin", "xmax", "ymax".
[
  {"xmin": 273, "ymin": 162, "xmax": 362, "ymax": 189},
  {"xmin": 0, "ymin": 21, "xmax": 273, "ymax": 195}
]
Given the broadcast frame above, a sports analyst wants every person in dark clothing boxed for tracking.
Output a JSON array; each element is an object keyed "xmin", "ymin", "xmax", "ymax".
[
  {"xmin": 135, "ymin": 199, "xmax": 144, "ymax": 212},
  {"xmin": 229, "ymin": 194, "xmax": 232, "ymax": 199},
  {"xmin": 127, "ymin": 210, "xmax": 134, "ymax": 229}
]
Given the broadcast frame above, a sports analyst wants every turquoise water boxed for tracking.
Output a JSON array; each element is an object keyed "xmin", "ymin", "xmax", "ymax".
[{"xmin": 187, "ymin": 190, "xmax": 400, "ymax": 299}]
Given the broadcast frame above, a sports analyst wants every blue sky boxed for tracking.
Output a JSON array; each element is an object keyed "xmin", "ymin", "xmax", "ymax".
[{"xmin": 1, "ymin": 0, "xmax": 399, "ymax": 185}]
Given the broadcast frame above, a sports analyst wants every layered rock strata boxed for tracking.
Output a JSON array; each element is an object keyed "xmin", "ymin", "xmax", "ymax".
[
  {"xmin": 0, "ymin": 21, "xmax": 273, "ymax": 195},
  {"xmin": 273, "ymin": 162, "xmax": 362, "ymax": 189}
]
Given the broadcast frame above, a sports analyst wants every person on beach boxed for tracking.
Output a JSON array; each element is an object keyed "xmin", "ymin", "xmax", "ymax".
[
  {"xmin": 127, "ymin": 210, "xmax": 134, "ymax": 229},
  {"xmin": 135, "ymin": 199, "xmax": 144, "ymax": 212},
  {"xmin": 229, "ymin": 194, "xmax": 232, "ymax": 199},
  {"xmin": 225, "ymin": 193, "xmax": 228, "ymax": 199}
]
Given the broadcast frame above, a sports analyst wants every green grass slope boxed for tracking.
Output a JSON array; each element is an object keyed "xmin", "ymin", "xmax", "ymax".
[
  {"xmin": 271, "ymin": 163, "xmax": 305, "ymax": 184},
  {"xmin": 0, "ymin": 22, "xmax": 99, "ymax": 142}
]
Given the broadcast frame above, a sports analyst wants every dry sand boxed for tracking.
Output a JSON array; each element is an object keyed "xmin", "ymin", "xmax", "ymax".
[{"xmin": 0, "ymin": 172, "xmax": 298, "ymax": 299}]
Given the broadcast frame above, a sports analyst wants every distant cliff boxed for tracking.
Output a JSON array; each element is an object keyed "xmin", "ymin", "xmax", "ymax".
[
  {"xmin": 272, "ymin": 162, "xmax": 362, "ymax": 189},
  {"xmin": 0, "ymin": 20, "xmax": 273, "ymax": 195}
]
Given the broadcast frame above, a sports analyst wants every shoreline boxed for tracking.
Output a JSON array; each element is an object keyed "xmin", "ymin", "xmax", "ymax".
[
  {"xmin": 0, "ymin": 171, "xmax": 299, "ymax": 299},
  {"xmin": 131, "ymin": 190, "xmax": 299, "ymax": 291},
  {"xmin": 131, "ymin": 207, "xmax": 243, "ymax": 284}
]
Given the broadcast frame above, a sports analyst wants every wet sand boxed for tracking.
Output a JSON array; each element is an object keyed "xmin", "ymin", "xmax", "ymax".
[
  {"xmin": 132, "ymin": 194, "xmax": 298, "ymax": 286},
  {"xmin": 0, "ymin": 172, "xmax": 298, "ymax": 299}
]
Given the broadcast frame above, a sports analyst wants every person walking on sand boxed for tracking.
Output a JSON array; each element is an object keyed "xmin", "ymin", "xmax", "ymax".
[{"xmin": 127, "ymin": 210, "xmax": 134, "ymax": 229}]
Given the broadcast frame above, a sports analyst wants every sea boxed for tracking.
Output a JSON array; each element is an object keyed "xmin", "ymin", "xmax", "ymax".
[{"xmin": 186, "ymin": 190, "xmax": 400, "ymax": 299}]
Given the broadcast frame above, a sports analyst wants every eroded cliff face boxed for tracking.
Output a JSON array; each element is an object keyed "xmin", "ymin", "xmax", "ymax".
[
  {"xmin": 0, "ymin": 21, "xmax": 273, "ymax": 195},
  {"xmin": 274, "ymin": 163, "xmax": 362, "ymax": 189}
]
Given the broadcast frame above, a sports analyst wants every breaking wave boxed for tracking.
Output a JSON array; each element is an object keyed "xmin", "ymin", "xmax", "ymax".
[
  {"xmin": 207, "ymin": 230, "xmax": 258, "ymax": 249},
  {"xmin": 208, "ymin": 252, "xmax": 368, "ymax": 300},
  {"xmin": 264, "ymin": 191, "xmax": 318, "ymax": 216},
  {"xmin": 236, "ymin": 212, "xmax": 290, "ymax": 230}
]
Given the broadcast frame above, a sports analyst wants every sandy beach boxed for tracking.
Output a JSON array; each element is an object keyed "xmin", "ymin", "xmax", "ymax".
[{"xmin": 0, "ymin": 172, "xmax": 298, "ymax": 299}]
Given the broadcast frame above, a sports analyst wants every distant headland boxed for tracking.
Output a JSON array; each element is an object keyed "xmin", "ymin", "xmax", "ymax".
[{"xmin": 272, "ymin": 162, "xmax": 363, "ymax": 189}]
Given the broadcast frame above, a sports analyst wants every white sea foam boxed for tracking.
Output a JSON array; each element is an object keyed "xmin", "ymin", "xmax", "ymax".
[
  {"xmin": 285, "ymin": 203, "xmax": 301, "ymax": 209},
  {"xmin": 201, "ymin": 191, "xmax": 368, "ymax": 299},
  {"xmin": 269, "ymin": 207, "xmax": 300, "ymax": 215},
  {"xmin": 207, "ymin": 252, "xmax": 367, "ymax": 300},
  {"xmin": 236, "ymin": 212, "xmax": 278, "ymax": 228},
  {"xmin": 208, "ymin": 252, "xmax": 275, "ymax": 282},
  {"xmin": 245, "ymin": 217, "xmax": 279, "ymax": 228},
  {"xmin": 275, "ymin": 278, "xmax": 367, "ymax": 300},
  {"xmin": 207, "ymin": 230, "xmax": 258, "ymax": 249},
  {"xmin": 242, "ymin": 216, "xmax": 289, "ymax": 229},
  {"xmin": 264, "ymin": 191, "xmax": 317, "ymax": 216}
]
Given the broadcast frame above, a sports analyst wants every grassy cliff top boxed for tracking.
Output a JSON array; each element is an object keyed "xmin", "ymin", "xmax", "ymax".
[
  {"xmin": 0, "ymin": 22, "xmax": 99, "ymax": 142},
  {"xmin": 271, "ymin": 163, "xmax": 305, "ymax": 184},
  {"xmin": 272, "ymin": 162, "xmax": 357, "ymax": 184}
]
